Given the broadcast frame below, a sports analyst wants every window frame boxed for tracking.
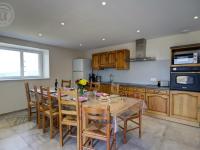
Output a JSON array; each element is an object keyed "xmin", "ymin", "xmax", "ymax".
[{"xmin": 0, "ymin": 46, "xmax": 44, "ymax": 80}]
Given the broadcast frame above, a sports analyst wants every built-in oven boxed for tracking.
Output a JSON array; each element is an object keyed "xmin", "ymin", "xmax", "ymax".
[
  {"xmin": 172, "ymin": 50, "xmax": 200, "ymax": 65},
  {"xmin": 170, "ymin": 66, "xmax": 200, "ymax": 92}
]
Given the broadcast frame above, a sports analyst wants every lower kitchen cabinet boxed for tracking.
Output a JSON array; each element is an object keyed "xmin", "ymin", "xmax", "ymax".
[
  {"xmin": 170, "ymin": 90, "xmax": 200, "ymax": 123},
  {"xmin": 100, "ymin": 84, "xmax": 111, "ymax": 93},
  {"xmin": 146, "ymin": 93, "xmax": 169, "ymax": 116}
]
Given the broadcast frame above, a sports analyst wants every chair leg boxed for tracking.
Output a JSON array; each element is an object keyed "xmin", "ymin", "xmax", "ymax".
[
  {"xmin": 50, "ymin": 117, "xmax": 53, "ymax": 139},
  {"xmin": 113, "ymin": 132, "xmax": 117, "ymax": 150},
  {"xmin": 28, "ymin": 107, "xmax": 31, "ymax": 121},
  {"xmin": 36, "ymin": 105, "xmax": 38, "ymax": 125},
  {"xmin": 107, "ymin": 136, "xmax": 110, "ymax": 150},
  {"xmin": 42, "ymin": 114, "xmax": 46, "ymax": 133},
  {"xmin": 139, "ymin": 114, "xmax": 142, "ymax": 138},
  {"xmin": 37, "ymin": 111, "xmax": 41, "ymax": 129},
  {"xmin": 123, "ymin": 120, "xmax": 127, "ymax": 144},
  {"xmin": 59, "ymin": 124, "xmax": 63, "ymax": 146}
]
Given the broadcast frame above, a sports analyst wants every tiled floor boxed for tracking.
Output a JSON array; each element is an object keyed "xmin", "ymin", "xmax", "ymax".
[{"xmin": 0, "ymin": 110, "xmax": 199, "ymax": 150}]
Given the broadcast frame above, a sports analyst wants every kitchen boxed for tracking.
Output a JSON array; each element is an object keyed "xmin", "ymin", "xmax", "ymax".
[
  {"xmin": 73, "ymin": 37, "xmax": 200, "ymax": 128},
  {"xmin": 0, "ymin": 0, "xmax": 200, "ymax": 150}
]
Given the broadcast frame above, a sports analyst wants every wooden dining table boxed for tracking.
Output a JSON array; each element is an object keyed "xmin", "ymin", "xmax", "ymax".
[{"xmin": 30, "ymin": 89, "xmax": 146, "ymax": 150}]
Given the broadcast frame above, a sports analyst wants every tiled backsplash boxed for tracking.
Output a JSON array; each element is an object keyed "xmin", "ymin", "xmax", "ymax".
[{"xmin": 94, "ymin": 60, "xmax": 170, "ymax": 84}]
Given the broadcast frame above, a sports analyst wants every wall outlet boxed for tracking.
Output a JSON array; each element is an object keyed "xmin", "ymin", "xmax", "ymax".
[{"xmin": 150, "ymin": 77, "xmax": 157, "ymax": 82}]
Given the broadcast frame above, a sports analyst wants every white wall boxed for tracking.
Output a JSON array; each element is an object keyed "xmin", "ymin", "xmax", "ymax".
[
  {"xmin": 0, "ymin": 36, "xmax": 83, "ymax": 114},
  {"xmin": 84, "ymin": 30, "xmax": 200, "ymax": 84},
  {"xmin": 85, "ymin": 30, "xmax": 200, "ymax": 60}
]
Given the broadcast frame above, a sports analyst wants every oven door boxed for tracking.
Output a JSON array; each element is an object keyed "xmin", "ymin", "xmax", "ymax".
[{"xmin": 170, "ymin": 72, "xmax": 200, "ymax": 92}]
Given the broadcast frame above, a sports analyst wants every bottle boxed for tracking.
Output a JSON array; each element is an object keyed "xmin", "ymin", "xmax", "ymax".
[{"xmin": 55, "ymin": 78, "xmax": 58, "ymax": 91}]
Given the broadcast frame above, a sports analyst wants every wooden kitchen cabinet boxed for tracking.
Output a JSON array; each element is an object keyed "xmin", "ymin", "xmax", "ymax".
[
  {"xmin": 99, "ymin": 52, "xmax": 108, "ymax": 68},
  {"xmin": 116, "ymin": 49, "xmax": 130, "ymax": 70},
  {"xmin": 170, "ymin": 90, "xmax": 200, "ymax": 123},
  {"xmin": 146, "ymin": 93, "xmax": 169, "ymax": 116},
  {"xmin": 100, "ymin": 84, "xmax": 111, "ymax": 93},
  {"xmin": 107, "ymin": 51, "xmax": 116, "ymax": 67},
  {"xmin": 92, "ymin": 54, "xmax": 100, "ymax": 70},
  {"xmin": 92, "ymin": 49, "xmax": 130, "ymax": 70},
  {"xmin": 128, "ymin": 86, "xmax": 146, "ymax": 100}
]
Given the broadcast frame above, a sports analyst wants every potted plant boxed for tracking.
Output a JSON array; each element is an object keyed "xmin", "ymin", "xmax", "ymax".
[{"xmin": 75, "ymin": 79, "xmax": 89, "ymax": 95}]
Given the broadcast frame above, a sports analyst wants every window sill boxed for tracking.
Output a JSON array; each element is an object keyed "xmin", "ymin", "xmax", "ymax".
[{"xmin": 0, "ymin": 78, "xmax": 50, "ymax": 82}]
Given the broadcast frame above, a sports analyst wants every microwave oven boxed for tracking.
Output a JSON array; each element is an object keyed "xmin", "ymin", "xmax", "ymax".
[{"xmin": 173, "ymin": 50, "xmax": 200, "ymax": 65}]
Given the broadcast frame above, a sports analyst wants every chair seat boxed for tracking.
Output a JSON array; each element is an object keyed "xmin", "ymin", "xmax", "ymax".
[
  {"xmin": 82, "ymin": 123, "xmax": 107, "ymax": 140},
  {"xmin": 118, "ymin": 110, "xmax": 139, "ymax": 121},
  {"xmin": 62, "ymin": 116, "xmax": 77, "ymax": 126},
  {"xmin": 44, "ymin": 109, "xmax": 59, "ymax": 116}
]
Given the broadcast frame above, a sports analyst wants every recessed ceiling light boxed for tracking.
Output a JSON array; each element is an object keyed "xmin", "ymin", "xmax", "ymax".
[
  {"xmin": 38, "ymin": 33, "xmax": 43, "ymax": 37},
  {"xmin": 136, "ymin": 30, "xmax": 140, "ymax": 33},
  {"xmin": 60, "ymin": 22, "xmax": 65, "ymax": 26},
  {"xmin": 102, "ymin": 1, "xmax": 107, "ymax": 6},
  {"xmin": 193, "ymin": 16, "xmax": 199, "ymax": 20},
  {"xmin": 102, "ymin": 38, "xmax": 106, "ymax": 41},
  {"xmin": 181, "ymin": 29, "xmax": 190, "ymax": 33},
  {"xmin": 80, "ymin": 43, "xmax": 82, "ymax": 47}
]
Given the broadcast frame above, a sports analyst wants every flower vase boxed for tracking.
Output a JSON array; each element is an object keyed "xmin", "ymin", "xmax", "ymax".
[{"xmin": 79, "ymin": 88, "xmax": 84, "ymax": 96}]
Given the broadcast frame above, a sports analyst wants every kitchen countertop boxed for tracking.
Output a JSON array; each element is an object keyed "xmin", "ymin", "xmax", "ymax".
[{"xmin": 101, "ymin": 81, "xmax": 170, "ymax": 90}]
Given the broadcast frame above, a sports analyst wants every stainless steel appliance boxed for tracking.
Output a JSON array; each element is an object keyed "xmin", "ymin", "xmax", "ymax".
[
  {"xmin": 72, "ymin": 59, "xmax": 91, "ymax": 86},
  {"xmin": 170, "ymin": 66, "xmax": 200, "ymax": 92},
  {"xmin": 158, "ymin": 80, "xmax": 169, "ymax": 87},
  {"xmin": 172, "ymin": 50, "xmax": 200, "ymax": 65}
]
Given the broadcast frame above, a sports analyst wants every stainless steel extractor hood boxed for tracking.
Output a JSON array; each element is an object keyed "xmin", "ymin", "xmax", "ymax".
[{"xmin": 128, "ymin": 39, "xmax": 156, "ymax": 62}]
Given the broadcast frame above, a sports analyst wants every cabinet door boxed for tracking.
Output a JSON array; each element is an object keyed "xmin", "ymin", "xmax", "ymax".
[
  {"xmin": 107, "ymin": 51, "xmax": 116, "ymax": 67},
  {"xmin": 146, "ymin": 94, "xmax": 169, "ymax": 116},
  {"xmin": 92, "ymin": 54, "xmax": 100, "ymax": 70},
  {"xmin": 100, "ymin": 84, "xmax": 111, "ymax": 93},
  {"xmin": 170, "ymin": 91, "xmax": 200, "ymax": 122},
  {"xmin": 116, "ymin": 50, "xmax": 130, "ymax": 70},
  {"xmin": 130, "ymin": 92, "xmax": 145, "ymax": 100},
  {"xmin": 99, "ymin": 52, "xmax": 108, "ymax": 68}
]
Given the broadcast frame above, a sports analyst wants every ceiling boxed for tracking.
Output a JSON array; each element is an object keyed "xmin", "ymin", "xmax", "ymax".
[{"xmin": 0, "ymin": 0, "xmax": 200, "ymax": 50}]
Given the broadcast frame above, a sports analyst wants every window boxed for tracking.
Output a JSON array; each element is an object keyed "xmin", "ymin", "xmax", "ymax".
[
  {"xmin": 0, "ymin": 43, "xmax": 49, "ymax": 80},
  {"xmin": 23, "ymin": 52, "xmax": 40, "ymax": 77},
  {"xmin": 0, "ymin": 49, "xmax": 21, "ymax": 77}
]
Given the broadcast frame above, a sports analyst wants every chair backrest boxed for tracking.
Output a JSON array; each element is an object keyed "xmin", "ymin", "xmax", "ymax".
[
  {"xmin": 57, "ymin": 88, "xmax": 80, "ymax": 124},
  {"xmin": 33, "ymin": 85, "xmax": 40, "ymax": 103},
  {"xmin": 89, "ymin": 82, "xmax": 100, "ymax": 91},
  {"xmin": 24, "ymin": 82, "xmax": 31, "ymax": 103},
  {"xmin": 61, "ymin": 80, "xmax": 71, "ymax": 88},
  {"xmin": 83, "ymin": 105, "xmax": 111, "ymax": 137},
  {"xmin": 110, "ymin": 83, "xmax": 119, "ymax": 95},
  {"xmin": 40, "ymin": 86, "xmax": 53, "ymax": 112}
]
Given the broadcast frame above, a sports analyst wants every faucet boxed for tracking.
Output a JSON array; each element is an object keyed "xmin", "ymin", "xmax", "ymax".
[{"xmin": 109, "ymin": 73, "xmax": 113, "ymax": 83}]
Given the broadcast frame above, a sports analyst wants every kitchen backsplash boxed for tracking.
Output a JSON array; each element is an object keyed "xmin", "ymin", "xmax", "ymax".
[{"xmin": 94, "ymin": 60, "xmax": 170, "ymax": 85}]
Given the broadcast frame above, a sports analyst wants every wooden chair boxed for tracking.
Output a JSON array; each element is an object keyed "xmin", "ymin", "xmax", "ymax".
[
  {"xmin": 57, "ymin": 88, "xmax": 80, "ymax": 147},
  {"xmin": 110, "ymin": 83, "xmax": 119, "ymax": 95},
  {"xmin": 81, "ymin": 105, "xmax": 116, "ymax": 150},
  {"xmin": 24, "ymin": 82, "xmax": 37, "ymax": 121},
  {"xmin": 118, "ymin": 101, "xmax": 143, "ymax": 144},
  {"xmin": 61, "ymin": 80, "xmax": 71, "ymax": 88},
  {"xmin": 89, "ymin": 82, "xmax": 101, "ymax": 91},
  {"xmin": 40, "ymin": 86, "xmax": 59, "ymax": 139}
]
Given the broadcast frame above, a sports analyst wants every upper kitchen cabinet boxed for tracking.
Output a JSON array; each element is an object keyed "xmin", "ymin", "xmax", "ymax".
[
  {"xmin": 116, "ymin": 49, "xmax": 130, "ymax": 70},
  {"xmin": 107, "ymin": 51, "xmax": 116, "ymax": 68},
  {"xmin": 99, "ymin": 52, "xmax": 108, "ymax": 68},
  {"xmin": 92, "ymin": 49, "xmax": 129, "ymax": 70},
  {"xmin": 92, "ymin": 53, "xmax": 100, "ymax": 70}
]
